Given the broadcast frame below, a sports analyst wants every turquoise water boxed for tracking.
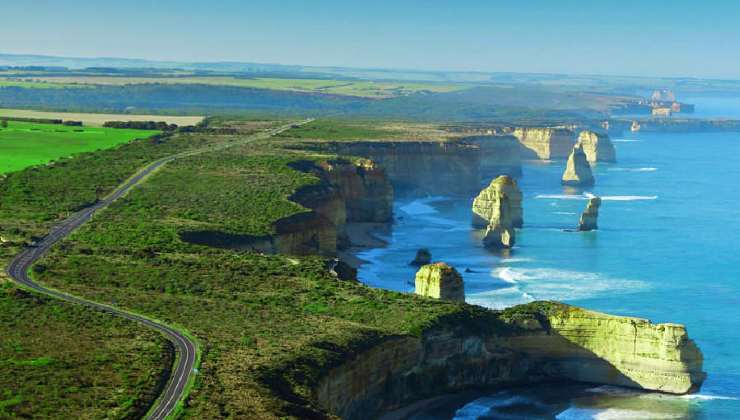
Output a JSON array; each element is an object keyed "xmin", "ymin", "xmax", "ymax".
[{"xmin": 358, "ymin": 127, "xmax": 740, "ymax": 418}]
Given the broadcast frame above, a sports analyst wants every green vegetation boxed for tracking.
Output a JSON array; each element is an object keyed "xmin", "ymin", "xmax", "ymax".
[
  {"xmin": 0, "ymin": 120, "xmax": 159, "ymax": 174},
  {"xmin": 0, "ymin": 283, "xmax": 171, "ymax": 419},
  {"xmin": 275, "ymin": 118, "xmax": 402, "ymax": 140}
]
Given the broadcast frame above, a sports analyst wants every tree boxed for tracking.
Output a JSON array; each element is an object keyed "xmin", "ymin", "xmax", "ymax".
[{"xmin": 0, "ymin": 119, "xmax": 7, "ymax": 128}]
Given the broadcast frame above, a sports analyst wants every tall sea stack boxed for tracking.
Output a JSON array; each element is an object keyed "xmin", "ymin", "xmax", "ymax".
[
  {"xmin": 414, "ymin": 263, "xmax": 465, "ymax": 302},
  {"xmin": 472, "ymin": 175, "xmax": 523, "ymax": 228},
  {"xmin": 577, "ymin": 130, "xmax": 617, "ymax": 163},
  {"xmin": 578, "ymin": 197, "xmax": 601, "ymax": 231},
  {"xmin": 480, "ymin": 192, "xmax": 516, "ymax": 249},
  {"xmin": 562, "ymin": 144, "xmax": 595, "ymax": 186}
]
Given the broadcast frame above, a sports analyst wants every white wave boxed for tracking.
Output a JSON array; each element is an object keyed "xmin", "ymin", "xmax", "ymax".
[
  {"xmin": 557, "ymin": 407, "xmax": 679, "ymax": 419},
  {"xmin": 679, "ymin": 393, "xmax": 738, "ymax": 401},
  {"xmin": 554, "ymin": 211, "xmax": 578, "ymax": 215},
  {"xmin": 536, "ymin": 193, "xmax": 657, "ymax": 202},
  {"xmin": 466, "ymin": 287, "xmax": 534, "ymax": 309},
  {"xmin": 454, "ymin": 395, "xmax": 545, "ymax": 419},
  {"xmin": 612, "ymin": 139, "xmax": 642, "ymax": 143},
  {"xmin": 601, "ymin": 195, "xmax": 658, "ymax": 201},
  {"xmin": 500, "ymin": 257, "xmax": 534, "ymax": 263},
  {"xmin": 537, "ymin": 194, "xmax": 590, "ymax": 200},
  {"xmin": 483, "ymin": 267, "xmax": 647, "ymax": 304},
  {"xmin": 608, "ymin": 167, "xmax": 658, "ymax": 172},
  {"xmin": 398, "ymin": 196, "xmax": 446, "ymax": 216}
]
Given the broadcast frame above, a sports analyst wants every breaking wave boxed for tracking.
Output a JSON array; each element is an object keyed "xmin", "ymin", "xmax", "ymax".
[
  {"xmin": 536, "ymin": 194, "xmax": 658, "ymax": 201},
  {"xmin": 608, "ymin": 167, "xmax": 658, "ymax": 172}
]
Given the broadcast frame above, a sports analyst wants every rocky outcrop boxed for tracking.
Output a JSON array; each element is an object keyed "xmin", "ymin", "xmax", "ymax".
[
  {"xmin": 576, "ymin": 130, "xmax": 616, "ymax": 163},
  {"xmin": 464, "ymin": 135, "xmax": 522, "ymax": 177},
  {"xmin": 315, "ymin": 302, "xmax": 705, "ymax": 420},
  {"xmin": 513, "ymin": 127, "xmax": 575, "ymax": 160},
  {"xmin": 414, "ymin": 263, "xmax": 465, "ymax": 302},
  {"xmin": 578, "ymin": 197, "xmax": 601, "ymax": 231},
  {"xmin": 409, "ymin": 248, "xmax": 432, "ymax": 267},
  {"xmin": 472, "ymin": 176, "xmax": 523, "ymax": 228},
  {"xmin": 318, "ymin": 141, "xmax": 481, "ymax": 195},
  {"xmin": 562, "ymin": 145, "xmax": 595, "ymax": 186}
]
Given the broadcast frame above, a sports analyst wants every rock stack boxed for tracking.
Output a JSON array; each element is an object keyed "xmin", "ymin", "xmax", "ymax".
[
  {"xmin": 562, "ymin": 144, "xmax": 595, "ymax": 186},
  {"xmin": 472, "ymin": 175, "xmax": 523, "ymax": 228},
  {"xmin": 414, "ymin": 263, "xmax": 465, "ymax": 302},
  {"xmin": 578, "ymin": 197, "xmax": 601, "ymax": 231},
  {"xmin": 576, "ymin": 130, "xmax": 617, "ymax": 163}
]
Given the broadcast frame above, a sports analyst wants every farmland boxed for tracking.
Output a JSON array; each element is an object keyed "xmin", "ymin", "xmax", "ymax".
[
  {"xmin": 0, "ymin": 121, "xmax": 159, "ymax": 174},
  {"xmin": 0, "ymin": 108, "xmax": 204, "ymax": 127},
  {"xmin": 3, "ymin": 75, "xmax": 466, "ymax": 98}
]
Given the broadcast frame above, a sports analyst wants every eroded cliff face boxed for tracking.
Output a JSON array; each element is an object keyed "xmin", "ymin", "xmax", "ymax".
[
  {"xmin": 318, "ymin": 159, "xmax": 393, "ymax": 223},
  {"xmin": 180, "ymin": 159, "xmax": 393, "ymax": 256},
  {"xmin": 318, "ymin": 141, "xmax": 481, "ymax": 196},
  {"xmin": 472, "ymin": 176, "xmax": 523, "ymax": 228},
  {"xmin": 464, "ymin": 135, "xmax": 522, "ymax": 177},
  {"xmin": 315, "ymin": 302, "xmax": 705, "ymax": 420},
  {"xmin": 513, "ymin": 128, "xmax": 575, "ymax": 160}
]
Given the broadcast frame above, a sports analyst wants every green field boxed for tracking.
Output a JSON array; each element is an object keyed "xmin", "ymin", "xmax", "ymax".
[
  {"xmin": 0, "ymin": 121, "xmax": 160, "ymax": 174},
  {"xmin": 10, "ymin": 76, "xmax": 465, "ymax": 98}
]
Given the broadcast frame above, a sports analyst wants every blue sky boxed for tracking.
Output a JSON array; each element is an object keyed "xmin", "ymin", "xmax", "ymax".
[{"xmin": 3, "ymin": 0, "xmax": 740, "ymax": 78}]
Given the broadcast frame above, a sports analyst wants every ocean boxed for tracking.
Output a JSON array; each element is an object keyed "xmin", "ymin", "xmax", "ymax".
[{"xmin": 357, "ymin": 100, "xmax": 740, "ymax": 419}]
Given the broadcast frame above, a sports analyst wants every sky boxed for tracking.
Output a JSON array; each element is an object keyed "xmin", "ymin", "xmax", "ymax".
[{"xmin": 3, "ymin": 0, "xmax": 740, "ymax": 79}]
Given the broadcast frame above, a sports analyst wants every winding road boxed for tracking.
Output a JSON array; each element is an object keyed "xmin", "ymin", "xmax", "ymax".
[{"xmin": 5, "ymin": 119, "xmax": 312, "ymax": 419}]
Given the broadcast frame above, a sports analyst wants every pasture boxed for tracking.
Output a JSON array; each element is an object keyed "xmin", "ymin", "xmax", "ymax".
[
  {"xmin": 0, "ymin": 108, "xmax": 203, "ymax": 127},
  {"xmin": 0, "ymin": 121, "xmax": 159, "ymax": 174}
]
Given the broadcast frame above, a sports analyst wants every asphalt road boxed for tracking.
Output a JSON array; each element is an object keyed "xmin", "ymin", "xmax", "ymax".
[{"xmin": 5, "ymin": 119, "xmax": 312, "ymax": 419}]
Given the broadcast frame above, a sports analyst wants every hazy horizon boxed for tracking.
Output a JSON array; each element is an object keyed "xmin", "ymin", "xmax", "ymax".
[{"xmin": 5, "ymin": 0, "xmax": 740, "ymax": 80}]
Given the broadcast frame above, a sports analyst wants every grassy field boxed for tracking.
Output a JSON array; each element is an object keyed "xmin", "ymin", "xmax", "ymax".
[
  {"xmin": 0, "ymin": 108, "xmax": 204, "ymax": 127},
  {"xmin": 0, "ymin": 121, "xmax": 160, "ymax": 174},
  {"xmin": 9, "ymin": 76, "xmax": 466, "ymax": 98}
]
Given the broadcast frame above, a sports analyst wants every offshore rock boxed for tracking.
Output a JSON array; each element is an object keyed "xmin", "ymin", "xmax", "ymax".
[
  {"xmin": 472, "ymin": 175, "xmax": 523, "ymax": 228},
  {"xmin": 562, "ymin": 145, "xmax": 595, "ymax": 186},
  {"xmin": 414, "ymin": 262, "xmax": 465, "ymax": 302},
  {"xmin": 513, "ymin": 127, "xmax": 575, "ymax": 160},
  {"xmin": 578, "ymin": 197, "xmax": 601, "ymax": 231},
  {"xmin": 576, "ymin": 130, "xmax": 616, "ymax": 163},
  {"xmin": 315, "ymin": 302, "xmax": 705, "ymax": 420},
  {"xmin": 480, "ymin": 192, "xmax": 516, "ymax": 249},
  {"xmin": 409, "ymin": 248, "xmax": 432, "ymax": 267}
]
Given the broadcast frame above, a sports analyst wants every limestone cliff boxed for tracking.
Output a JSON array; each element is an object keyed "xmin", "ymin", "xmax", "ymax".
[
  {"xmin": 315, "ymin": 302, "xmax": 705, "ymax": 419},
  {"xmin": 576, "ymin": 130, "xmax": 617, "ymax": 163},
  {"xmin": 464, "ymin": 135, "xmax": 522, "ymax": 177},
  {"xmin": 578, "ymin": 197, "xmax": 601, "ymax": 231},
  {"xmin": 562, "ymin": 145, "xmax": 595, "ymax": 186},
  {"xmin": 318, "ymin": 159, "xmax": 393, "ymax": 223},
  {"xmin": 322, "ymin": 141, "xmax": 481, "ymax": 196},
  {"xmin": 414, "ymin": 263, "xmax": 465, "ymax": 302},
  {"xmin": 472, "ymin": 176, "xmax": 523, "ymax": 228},
  {"xmin": 513, "ymin": 127, "xmax": 575, "ymax": 160}
]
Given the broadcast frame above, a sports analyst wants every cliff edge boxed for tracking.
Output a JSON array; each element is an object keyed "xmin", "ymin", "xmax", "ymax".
[{"xmin": 315, "ymin": 302, "xmax": 705, "ymax": 419}]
